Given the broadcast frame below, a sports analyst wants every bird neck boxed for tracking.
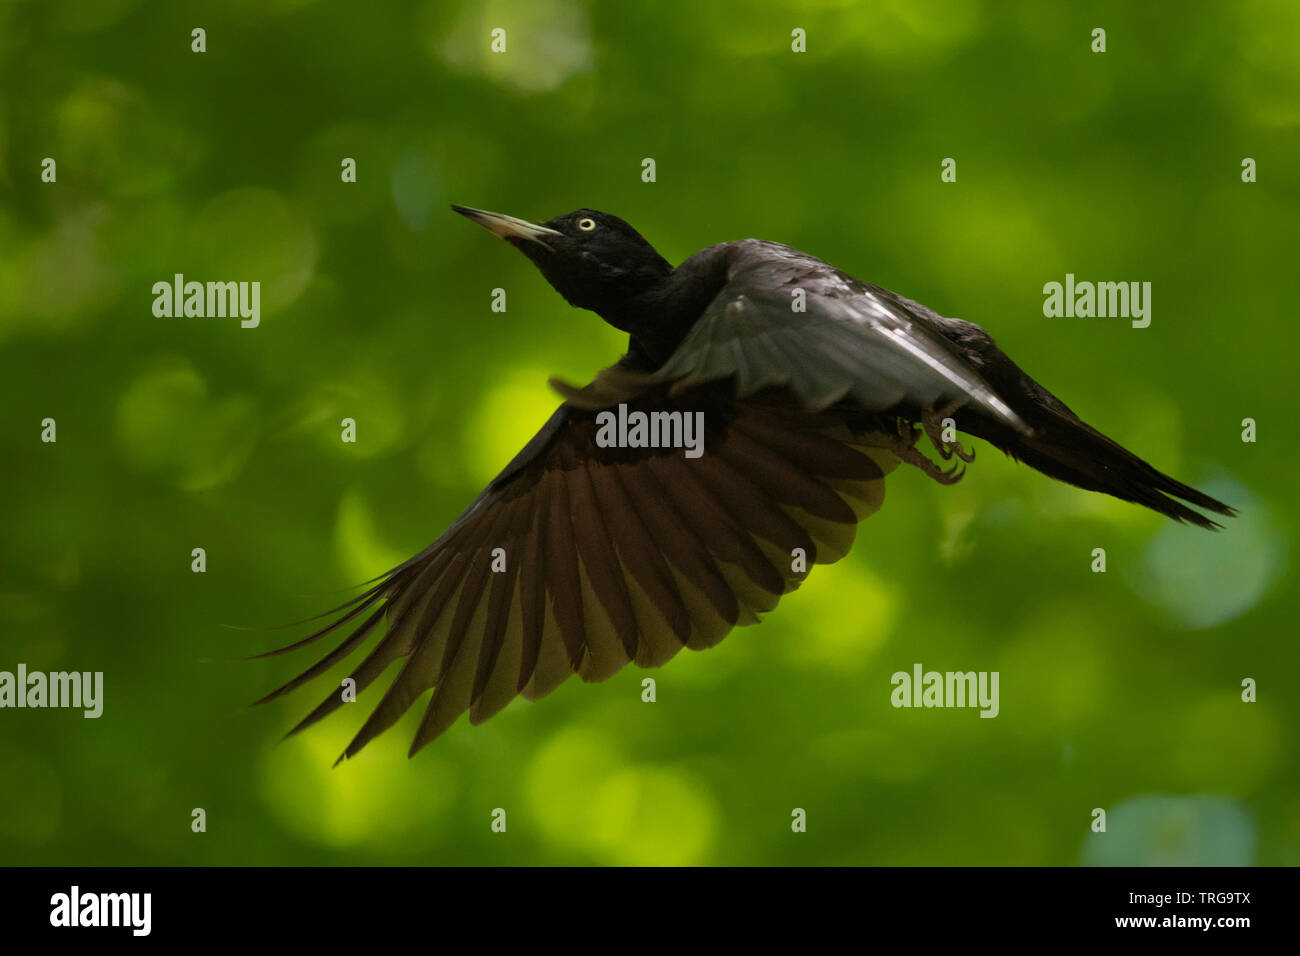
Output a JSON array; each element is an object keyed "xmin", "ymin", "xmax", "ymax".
[{"xmin": 619, "ymin": 243, "xmax": 735, "ymax": 370}]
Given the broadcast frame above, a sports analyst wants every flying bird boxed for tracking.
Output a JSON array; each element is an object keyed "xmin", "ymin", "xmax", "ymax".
[{"xmin": 255, "ymin": 205, "xmax": 1234, "ymax": 762}]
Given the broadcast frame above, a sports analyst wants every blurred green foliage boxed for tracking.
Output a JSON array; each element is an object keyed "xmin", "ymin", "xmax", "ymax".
[{"xmin": 1, "ymin": 0, "xmax": 1296, "ymax": 866}]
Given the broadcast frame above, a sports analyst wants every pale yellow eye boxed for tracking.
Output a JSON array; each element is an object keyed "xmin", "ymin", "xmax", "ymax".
[{"xmin": 577, "ymin": 217, "xmax": 596, "ymax": 231}]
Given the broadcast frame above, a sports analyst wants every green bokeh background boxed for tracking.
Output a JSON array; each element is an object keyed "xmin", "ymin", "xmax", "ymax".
[{"xmin": 1, "ymin": 0, "xmax": 1296, "ymax": 865}]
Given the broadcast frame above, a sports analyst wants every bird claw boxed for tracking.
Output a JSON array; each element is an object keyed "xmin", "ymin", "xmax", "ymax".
[
  {"xmin": 922, "ymin": 400, "xmax": 976, "ymax": 463},
  {"xmin": 930, "ymin": 455, "xmax": 967, "ymax": 485},
  {"xmin": 883, "ymin": 423, "xmax": 969, "ymax": 486}
]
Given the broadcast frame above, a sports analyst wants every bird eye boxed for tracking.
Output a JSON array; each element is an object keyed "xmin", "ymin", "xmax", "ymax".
[{"xmin": 577, "ymin": 217, "xmax": 596, "ymax": 231}]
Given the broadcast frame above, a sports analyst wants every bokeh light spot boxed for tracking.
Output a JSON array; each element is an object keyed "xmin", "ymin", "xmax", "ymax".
[
  {"xmin": 1132, "ymin": 478, "xmax": 1285, "ymax": 629},
  {"xmin": 1081, "ymin": 794, "xmax": 1255, "ymax": 866}
]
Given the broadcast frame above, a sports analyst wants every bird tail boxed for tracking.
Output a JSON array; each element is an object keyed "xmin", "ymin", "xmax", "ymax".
[{"xmin": 980, "ymin": 407, "xmax": 1235, "ymax": 530}]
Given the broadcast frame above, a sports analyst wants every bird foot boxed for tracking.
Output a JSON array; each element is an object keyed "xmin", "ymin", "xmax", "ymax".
[
  {"xmin": 885, "ymin": 424, "xmax": 968, "ymax": 485},
  {"xmin": 921, "ymin": 400, "xmax": 975, "ymax": 463}
]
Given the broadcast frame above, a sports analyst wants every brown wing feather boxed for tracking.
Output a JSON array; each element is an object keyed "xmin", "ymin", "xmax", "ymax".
[{"xmin": 256, "ymin": 380, "xmax": 902, "ymax": 761}]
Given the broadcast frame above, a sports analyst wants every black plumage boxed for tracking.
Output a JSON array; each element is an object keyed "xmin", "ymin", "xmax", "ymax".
[{"xmin": 255, "ymin": 206, "xmax": 1233, "ymax": 761}]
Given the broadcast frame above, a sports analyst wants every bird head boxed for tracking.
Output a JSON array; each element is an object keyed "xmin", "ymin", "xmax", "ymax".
[{"xmin": 452, "ymin": 205, "xmax": 673, "ymax": 331}]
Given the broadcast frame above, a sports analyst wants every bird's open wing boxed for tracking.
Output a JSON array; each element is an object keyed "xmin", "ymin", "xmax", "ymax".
[
  {"xmin": 651, "ymin": 241, "xmax": 1029, "ymax": 433},
  {"xmin": 254, "ymin": 380, "xmax": 903, "ymax": 761}
]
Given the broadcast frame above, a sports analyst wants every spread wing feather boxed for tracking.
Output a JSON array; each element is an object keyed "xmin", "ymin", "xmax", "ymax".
[{"xmin": 255, "ymin": 381, "xmax": 903, "ymax": 761}]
